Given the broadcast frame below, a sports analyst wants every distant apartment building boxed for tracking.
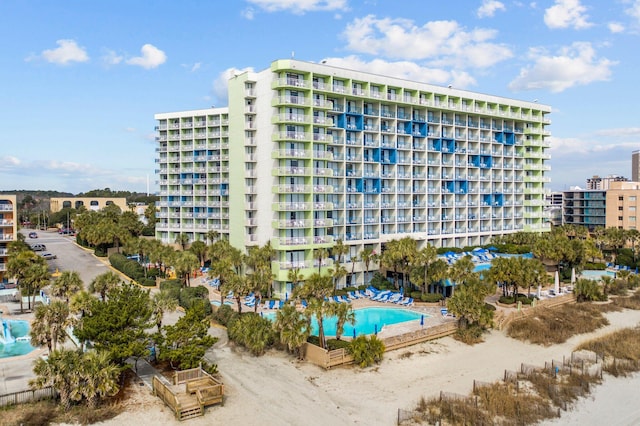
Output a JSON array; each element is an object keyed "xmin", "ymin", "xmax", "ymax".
[
  {"xmin": 50, "ymin": 197, "xmax": 127, "ymax": 213},
  {"xmin": 155, "ymin": 59, "xmax": 551, "ymax": 294},
  {"xmin": 0, "ymin": 195, "xmax": 17, "ymax": 283},
  {"xmin": 606, "ymin": 181, "xmax": 640, "ymax": 230},
  {"xmin": 586, "ymin": 174, "xmax": 627, "ymax": 190},
  {"xmin": 633, "ymin": 150, "xmax": 640, "ymax": 182},
  {"xmin": 562, "ymin": 189, "xmax": 606, "ymax": 231}
]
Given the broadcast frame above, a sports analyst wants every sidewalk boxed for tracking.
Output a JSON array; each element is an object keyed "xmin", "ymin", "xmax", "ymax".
[{"xmin": 126, "ymin": 357, "xmax": 167, "ymax": 389}]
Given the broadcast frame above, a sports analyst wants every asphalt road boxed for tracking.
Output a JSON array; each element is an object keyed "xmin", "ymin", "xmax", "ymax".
[{"xmin": 23, "ymin": 229, "xmax": 110, "ymax": 285}]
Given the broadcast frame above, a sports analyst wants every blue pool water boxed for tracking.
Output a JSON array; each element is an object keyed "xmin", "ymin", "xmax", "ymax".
[
  {"xmin": 264, "ymin": 306, "xmax": 427, "ymax": 337},
  {"xmin": 473, "ymin": 263, "xmax": 492, "ymax": 272},
  {"xmin": 580, "ymin": 270, "xmax": 616, "ymax": 280},
  {"xmin": 0, "ymin": 319, "xmax": 35, "ymax": 359}
]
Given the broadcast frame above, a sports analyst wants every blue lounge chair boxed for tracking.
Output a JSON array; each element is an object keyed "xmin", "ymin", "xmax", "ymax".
[
  {"xmin": 301, "ymin": 299, "xmax": 308, "ymax": 309},
  {"xmin": 245, "ymin": 299, "xmax": 256, "ymax": 308},
  {"xmin": 268, "ymin": 300, "xmax": 275, "ymax": 309},
  {"xmin": 348, "ymin": 291, "xmax": 359, "ymax": 300},
  {"xmin": 400, "ymin": 297, "xmax": 414, "ymax": 306},
  {"xmin": 387, "ymin": 293, "xmax": 402, "ymax": 303},
  {"xmin": 357, "ymin": 290, "xmax": 368, "ymax": 298},
  {"xmin": 332, "ymin": 296, "xmax": 342, "ymax": 303},
  {"xmin": 340, "ymin": 295, "xmax": 351, "ymax": 303},
  {"xmin": 373, "ymin": 290, "xmax": 391, "ymax": 301}
]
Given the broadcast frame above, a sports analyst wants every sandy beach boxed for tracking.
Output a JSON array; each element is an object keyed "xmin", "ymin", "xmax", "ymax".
[{"xmin": 91, "ymin": 307, "xmax": 640, "ymax": 426}]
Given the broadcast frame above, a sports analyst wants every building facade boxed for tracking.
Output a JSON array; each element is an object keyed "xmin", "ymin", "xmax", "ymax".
[
  {"xmin": 0, "ymin": 195, "xmax": 17, "ymax": 283},
  {"xmin": 632, "ymin": 151, "xmax": 640, "ymax": 183},
  {"xmin": 50, "ymin": 197, "xmax": 128, "ymax": 213},
  {"xmin": 155, "ymin": 59, "xmax": 551, "ymax": 294},
  {"xmin": 586, "ymin": 175, "xmax": 628, "ymax": 190},
  {"xmin": 605, "ymin": 181, "xmax": 640, "ymax": 230},
  {"xmin": 562, "ymin": 189, "xmax": 607, "ymax": 231}
]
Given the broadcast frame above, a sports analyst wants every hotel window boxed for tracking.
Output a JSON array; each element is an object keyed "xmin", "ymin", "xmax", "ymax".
[
  {"xmin": 631, "ymin": 216, "xmax": 636, "ymax": 222},
  {"xmin": 630, "ymin": 196, "xmax": 637, "ymax": 202},
  {"xmin": 618, "ymin": 216, "xmax": 623, "ymax": 221},
  {"xmin": 619, "ymin": 196, "xmax": 624, "ymax": 201}
]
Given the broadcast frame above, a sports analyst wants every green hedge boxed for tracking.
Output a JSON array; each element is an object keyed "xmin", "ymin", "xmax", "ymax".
[
  {"xmin": 109, "ymin": 253, "xmax": 145, "ymax": 281},
  {"xmin": 584, "ymin": 262, "xmax": 606, "ymax": 270},
  {"xmin": 499, "ymin": 294, "xmax": 535, "ymax": 305}
]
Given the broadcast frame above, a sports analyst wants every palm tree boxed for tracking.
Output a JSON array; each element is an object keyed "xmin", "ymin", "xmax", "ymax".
[
  {"xmin": 358, "ymin": 247, "xmax": 375, "ymax": 285},
  {"xmin": 51, "ymin": 270, "xmax": 83, "ymax": 302},
  {"xmin": 79, "ymin": 350, "xmax": 120, "ymax": 409},
  {"xmin": 189, "ymin": 240, "xmax": 208, "ymax": 267},
  {"xmin": 150, "ymin": 290, "xmax": 178, "ymax": 332},
  {"xmin": 7, "ymin": 249, "xmax": 41, "ymax": 313},
  {"xmin": 331, "ymin": 239, "xmax": 348, "ymax": 265},
  {"xmin": 223, "ymin": 272, "xmax": 250, "ymax": 314},
  {"xmin": 287, "ymin": 267, "xmax": 304, "ymax": 295},
  {"xmin": 409, "ymin": 244, "xmax": 437, "ymax": 295},
  {"xmin": 89, "ymin": 271, "xmax": 122, "ymax": 301},
  {"xmin": 449, "ymin": 255, "xmax": 477, "ymax": 287},
  {"xmin": 205, "ymin": 230, "xmax": 219, "ymax": 246},
  {"xmin": 313, "ymin": 247, "xmax": 329, "ymax": 273},
  {"xmin": 329, "ymin": 262, "xmax": 347, "ymax": 294},
  {"xmin": 274, "ymin": 304, "xmax": 309, "ymax": 358},
  {"xmin": 295, "ymin": 272, "xmax": 333, "ymax": 349},
  {"xmin": 30, "ymin": 348, "xmax": 82, "ymax": 410},
  {"xmin": 627, "ymin": 229, "xmax": 640, "ymax": 264},
  {"xmin": 30, "ymin": 300, "xmax": 71, "ymax": 352},
  {"xmin": 175, "ymin": 233, "xmax": 190, "ymax": 250},
  {"xmin": 329, "ymin": 302, "xmax": 355, "ymax": 340},
  {"xmin": 22, "ymin": 262, "xmax": 50, "ymax": 310},
  {"xmin": 70, "ymin": 290, "xmax": 96, "ymax": 318},
  {"xmin": 170, "ymin": 250, "xmax": 200, "ymax": 286}
]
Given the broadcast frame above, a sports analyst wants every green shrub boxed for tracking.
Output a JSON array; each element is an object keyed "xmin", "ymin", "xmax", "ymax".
[
  {"xmin": 347, "ymin": 335, "xmax": 385, "ymax": 368},
  {"xmin": 421, "ymin": 293, "xmax": 444, "ymax": 303},
  {"xmin": 213, "ymin": 304, "xmax": 238, "ymax": 327},
  {"xmin": 227, "ymin": 313, "xmax": 275, "ymax": 356},
  {"xmin": 147, "ymin": 268, "xmax": 160, "ymax": 278},
  {"xmin": 584, "ymin": 262, "xmax": 606, "ymax": 270},
  {"xmin": 307, "ymin": 335, "xmax": 320, "ymax": 346},
  {"xmin": 138, "ymin": 278, "xmax": 156, "ymax": 287},
  {"xmin": 94, "ymin": 247, "xmax": 108, "ymax": 257},
  {"xmin": 160, "ymin": 279, "xmax": 182, "ymax": 300},
  {"xmin": 141, "ymin": 226, "xmax": 155, "ymax": 237},
  {"xmin": 179, "ymin": 285, "xmax": 210, "ymax": 310},
  {"xmin": 370, "ymin": 272, "xmax": 393, "ymax": 290},
  {"xmin": 326, "ymin": 339, "xmax": 351, "ymax": 350}
]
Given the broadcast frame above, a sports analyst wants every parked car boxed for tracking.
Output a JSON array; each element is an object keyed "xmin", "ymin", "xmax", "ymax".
[
  {"xmin": 30, "ymin": 243, "xmax": 46, "ymax": 252},
  {"xmin": 39, "ymin": 252, "xmax": 57, "ymax": 260},
  {"xmin": 28, "ymin": 231, "xmax": 38, "ymax": 238},
  {"xmin": 58, "ymin": 228, "xmax": 75, "ymax": 235}
]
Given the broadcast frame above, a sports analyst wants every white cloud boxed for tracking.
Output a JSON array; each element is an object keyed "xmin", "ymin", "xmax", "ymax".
[
  {"xmin": 37, "ymin": 39, "xmax": 89, "ymax": 65},
  {"xmin": 102, "ymin": 49, "xmax": 123, "ymax": 66},
  {"xmin": 508, "ymin": 42, "xmax": 615, "ymax": 93},
  {"xmin": 126, "ymin": 44, "xmax": 167, "ymax": 69},
  {"xmin": 608, "ymin": 22, "xmax": 625, "ymax": 33},
  {"xmin": 477, "ymin": 0, "xmax": 506, "ymax": 18},
  {"xmin": 626, "ymin": 0, "xmax": 640, "ymax": 24},
  {"xmin": 191, "ymin": 62, "xmax": 201, "ymax": 72},
  {"xmin": 595, "ymin": 127, "xmax": 640, "ymax": 137},
  {"xmin": 241, "ymin": 7, "xmax": 256, "ymax": 19},
  {"xmin": 342, "ymin": 16, "xmax": 512, "ymax": 69},
  {"xmin": 246, "ymin": 0, "xmax": 347, "ymax": 14},
  {"xmin": 320, "ymin": 56, "xmax": 477, "ymax": 88},
  {"xmin": 544, "ymin": 0, "xmax": 592, "ymax": 29},
  {"xmin": 212, "ymin": 67, "xmax": 255, "ymax": 104}
]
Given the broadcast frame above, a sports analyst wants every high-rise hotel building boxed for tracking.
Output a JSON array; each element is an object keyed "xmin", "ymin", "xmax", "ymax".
[{"xmin": 155, "ymin": 59, "xmax": 551, "ymax": 295}]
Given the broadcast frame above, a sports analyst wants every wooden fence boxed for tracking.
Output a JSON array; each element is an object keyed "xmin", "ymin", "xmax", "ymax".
[
  {"xmin": 303, "ymin": 321, "xmax": 458, "ymax": 369},
  {"xmin": 0, "ymin": 386, "xmax": 57, "ymax": 407},
  {"xmin": 497, "ymin": 293, "xmax": 576, "ymax": 330}
]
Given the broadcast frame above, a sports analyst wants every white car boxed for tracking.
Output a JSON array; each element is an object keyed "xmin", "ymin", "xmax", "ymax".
[{"xmin": 39, "ymin": 252, "xmax": 57, "ymax": 260}]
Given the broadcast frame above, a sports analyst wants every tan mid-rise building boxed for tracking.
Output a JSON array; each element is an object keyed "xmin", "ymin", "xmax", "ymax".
[
  {"xmin": 606, "ymin": 181, "xmax": 640, "ymax": 230},
  {"xmin": 0, "ymin": 195, "xmax": 17, "ymax": 283},
  {"xmin": 50, "ymin": 197, "xmax": 127, "ymax": 213}
]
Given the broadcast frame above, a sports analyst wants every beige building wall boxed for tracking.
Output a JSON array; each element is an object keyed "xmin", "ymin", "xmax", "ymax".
[
  {"xmin": 606, "ymin": 181, "xmax": 640, "ymax": 230},
  {"xmin": 0, "ymin": 194, "xmax": 17, "ymax": 282},
  {"xmin": 50, "ymin": 197, "xmax": 128, "ymax": 213}
]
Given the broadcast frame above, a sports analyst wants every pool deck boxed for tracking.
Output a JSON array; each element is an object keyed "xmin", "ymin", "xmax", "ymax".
[{"xmin": 204, "ymin": 280, "xmax": 457, "ymax": 340}]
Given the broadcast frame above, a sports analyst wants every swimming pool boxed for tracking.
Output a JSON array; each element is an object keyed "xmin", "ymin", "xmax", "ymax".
[
  {"xmin": 0, "ymin": 319, "xmax": 35, "ymax": 359},
  {"xmin": 580, "ymin": 270, "xmax": 616, "ymax": 280},
  {"xmin": 264, "ymin": 306, "xmax": 427, "ymax": 337},
  {"xmin": 473, "ymin": 263, "xmax": 492, "ymax": 272}
]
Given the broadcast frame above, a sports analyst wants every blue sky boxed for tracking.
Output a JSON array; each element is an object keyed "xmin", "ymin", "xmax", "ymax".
[{"xmin": 1, "ymin": 0, "xmax": 639, "ymax": 194}]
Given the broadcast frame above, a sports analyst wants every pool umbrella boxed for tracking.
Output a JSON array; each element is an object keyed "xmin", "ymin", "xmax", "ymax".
[
  {"xmin": 554, "ymin": 270, "xmax": 560, "ymax": 294},
  {"xmin": 571, "ymin": 268, "xmax": 576, "ymax": 284},
  {"xmin": 353, "ymin": 328, "xmax": 356, "ymax": 339},
  {"xmin": 374, "ymin": 324, "xmax": 378, "ymax": 335},
  {"xmin": 488, "ymin": 246, "xmax": 498, "ymax": 251},
  {"xmin": 420, "ymin": 315, "xmax": 424, "ymax": 326}
]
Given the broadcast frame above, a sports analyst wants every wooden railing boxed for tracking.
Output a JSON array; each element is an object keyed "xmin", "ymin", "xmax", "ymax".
[
  {"xmin": 497, "ymin": 293, "xmax": 576, "ymax": 330},
  {"xmin": 0, "ymin": 386, "xmax": 57, "ymax": 407},
  {"xmin": 303, "ymin": 321, "xmax": 458, "ymax": 369}
]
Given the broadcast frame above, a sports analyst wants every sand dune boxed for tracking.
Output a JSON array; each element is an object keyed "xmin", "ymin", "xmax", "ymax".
[{"xmin": 97, "ymin": 308, "xmax": 640, "ymax": 426}]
